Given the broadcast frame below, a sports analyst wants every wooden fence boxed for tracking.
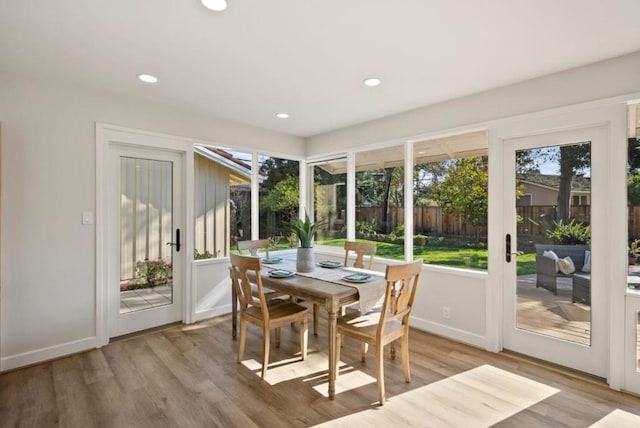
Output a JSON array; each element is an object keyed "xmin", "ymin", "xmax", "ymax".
[
  {"xmin": 356, "ymin": 205, "xmax": 640, "ymax": 240},
  {"xmin": 356, "ymin": 207, "xmax": 486, "ymax": 239}
]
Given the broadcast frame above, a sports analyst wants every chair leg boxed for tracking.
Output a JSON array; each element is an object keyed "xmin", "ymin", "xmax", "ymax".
[
  {"xmin": 361, "ymin": 342, "xmax": 368, "ymax": 362},
  {"xmin": 275, "ymin": 327, "xmax": 281, "ymax": 348},
  {"xmin": 375, "ymin": 343, "xmax": 385, "ymax": 406},
  {"xmin": 401, "ymin": 332, "xmax": 411, "ymax": 383},
  {"xmin": 390, "ymin": 341, "xmax": 396, "ymax": 360},
  {"xmin": 261, "ymin": 327, "xmax": 270, "ymax": 379},
  {"xmin": 300, "ymin": 317, "xmax": 308, "ymax": 360},
  {"xmin": 313, "ymin": 304, "xmax": 319, "ymax": 336},
  {"xmin": 335, "ymin": 333, "xmax": 341, "ymax": 379},
  {"xmin": 238, "ymin": 319, "xmax": 247, "ymax": 363}
]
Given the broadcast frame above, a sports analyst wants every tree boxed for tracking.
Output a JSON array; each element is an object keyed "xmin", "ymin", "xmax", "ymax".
[
  {"xmin": 414, "ymin": 162, "xmax": 447, "ymax": 206},
  {"xmin": 355, "ymin": 167, "xmax": 404, "ymax": 234},
  {"xmin": 258, "ymin": 157, "xmax": 300, "ymax": 238},
  {"xmin": 556, "ymin": 144, "xmax": 590, "ymax": 223},
  {"xmin": 260, "ymin": 175, "xmax": 299, "ymax": 220},
  {"xmin": 518, "ymin": 144, "xmax": 590, "ymax": 224},
  {"xmin": 628, "ymin": 138, "xmax": 640, "ymax": 206},
  {"xmin": 432, "ymin": 157, "xmax": 488, "ymax": 240},
  {"xmin": 628, "ymin": 137, "xmax": 640, "ymax": 174}
]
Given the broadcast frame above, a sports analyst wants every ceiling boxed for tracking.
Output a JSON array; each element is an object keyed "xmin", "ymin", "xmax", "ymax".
[{"xmin": 1, "ymin": 1, "xmax": 640, "ymax": 138}]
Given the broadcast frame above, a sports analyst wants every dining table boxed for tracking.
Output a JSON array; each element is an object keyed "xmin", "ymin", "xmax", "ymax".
[{"xmin": 230, "ymin": 257, "xmax": 387, "ymax": 400}]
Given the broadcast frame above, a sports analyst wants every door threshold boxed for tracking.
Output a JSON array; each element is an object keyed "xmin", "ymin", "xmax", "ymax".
[
  {"xmin": 109, "ymin": 321, "xmax": 183, "ymax": 343},
  {"xmin": 501, "ymin": 349, "xmax": 608, "ymax": 386}
]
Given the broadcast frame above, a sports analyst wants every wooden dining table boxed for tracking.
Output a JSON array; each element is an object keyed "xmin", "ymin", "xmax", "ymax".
[{"xmin": 230, "ymin": 260, "xmax": 383, "ymax": 400}]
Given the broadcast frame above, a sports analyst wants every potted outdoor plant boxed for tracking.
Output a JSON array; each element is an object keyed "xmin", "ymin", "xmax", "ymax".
[{"xmin": 290, "ymin": 214, "xmax": 324, "ymax": 272}]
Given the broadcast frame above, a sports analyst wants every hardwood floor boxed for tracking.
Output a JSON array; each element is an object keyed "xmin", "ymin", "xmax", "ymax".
[{"xmin": 2, "ymin": 314, "xmax": 640, "ymax": 427}]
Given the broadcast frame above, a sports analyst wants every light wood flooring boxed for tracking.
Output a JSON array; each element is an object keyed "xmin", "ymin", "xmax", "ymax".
[{"xmin": 2, "ymin": 314, "xmax": 640, "ymax": 428}]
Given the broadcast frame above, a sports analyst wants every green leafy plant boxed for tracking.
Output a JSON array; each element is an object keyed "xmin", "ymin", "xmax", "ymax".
[
  {"xmin": 290, "ymin": 214, "xmax": 324, "ymax": 248},
  {"xmin": 629, "ymin": 239, "xmax": 640, "ymax": 257},
  {"xmin": 355, "ymin": 219, "xmax": 378, "ymax": 235},
  {"xmin": 546, "ymin": 219, "xmax": 591, "ymax": 245},
  {"xmin": 389, "ymin": 223, "xmax": 405, "ymax": 240},
  {"xmin": 194, "ymin": 249, "xmax": 213, "ymax": 260},
  {"xmin": 121, "ymin": 256, "xmax": 172, "ymax": 291}
]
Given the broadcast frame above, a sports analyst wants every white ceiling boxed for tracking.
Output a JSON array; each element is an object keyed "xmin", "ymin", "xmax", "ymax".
[{"xmin": 1, "ymin": 0, "xmax": 639, "ymax": 138}]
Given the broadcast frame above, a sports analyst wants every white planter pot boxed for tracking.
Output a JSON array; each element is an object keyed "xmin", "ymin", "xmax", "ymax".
[{"xmin": 296, "ymin": 247, "xmax": 315, "ymax": 273}]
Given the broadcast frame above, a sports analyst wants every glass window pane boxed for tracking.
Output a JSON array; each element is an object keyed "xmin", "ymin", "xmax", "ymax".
[
  {"xmin": 120, "ymin": 157, "xmax": 173, "ymax": 313},
  {"xmin": 193, "ymin": 146, "xmax": 252, "ymax": 259},
  {"xmin": 313, "ymin": 159, "xmax": 347, "ymax": 247},
  {"xmin": 259, "ymin": 155, "xmax": 299, "ymax": 249},
  {"xmin": 514, "ymin": 142, "xmax": 591, "ymax": 345},
  {"xmin": 413, "ymin": 132, "xmax": 488, "ymax": 270},
  {"xmin": 628, "ymin": 134, "xmax": 640, "ymax": 287},
  {"xmin": 355, "ymin": 146, "xmax": 405, "ymax": 261}
]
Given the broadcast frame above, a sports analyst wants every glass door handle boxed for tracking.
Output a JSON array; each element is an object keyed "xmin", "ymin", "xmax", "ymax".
[{"xmin": 166, "ymin": 228, "xmax": 181, "ymax": 252}]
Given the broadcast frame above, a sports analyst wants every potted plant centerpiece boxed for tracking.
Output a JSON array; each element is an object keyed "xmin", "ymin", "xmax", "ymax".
[{"xmin": 291, "ymin": 214, "xmax": 324, "ymax": 273}]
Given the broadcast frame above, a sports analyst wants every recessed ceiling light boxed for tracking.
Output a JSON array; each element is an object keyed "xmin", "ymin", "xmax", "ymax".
[
  {"xmin": 137, "ymin": 74, "xmax": 158, "ymax": 84},
  {"xmin": 276, "ymin": 113, "xmax": 289, "ymax": 119},
  {"xmin": 201, "ymin": 0, "xmax": 227, "ymax": 11},
  {"xmin": 363, "ymin": 77, "xmax": 381, "ymax": 87}
]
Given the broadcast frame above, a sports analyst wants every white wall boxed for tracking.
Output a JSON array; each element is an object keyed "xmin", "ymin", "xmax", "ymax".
[{"xmin": 0, "ymin": 73, "xmax": 304, "ymax": 370}]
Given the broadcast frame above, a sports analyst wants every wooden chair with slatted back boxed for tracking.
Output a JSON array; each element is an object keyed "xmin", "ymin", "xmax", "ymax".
[
  {"xmin": 236, "ymin": 239, "xmax": 285, "ymax": 300},
  {"xmin": 334, "ymin": 259, "xmax": 422, "ymax": 405},
  {"xmin": 230, "ymin": 253, "xmax": 308, "ymax": 379},
  {"xmin": 344, "ymin": 241, "xmax": 377, "ymax": 269},
  {"xmin": 237, "ymin": 239, "xmax": 270, "ymax": 258},
  {"xmin": 310, "ymin": 241, "xmax": 378, "ymax": 336}
]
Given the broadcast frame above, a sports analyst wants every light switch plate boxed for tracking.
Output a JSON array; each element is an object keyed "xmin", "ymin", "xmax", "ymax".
[{"xmin": 82, "ymin": 211, "xmax": 93, "ymax": 225}]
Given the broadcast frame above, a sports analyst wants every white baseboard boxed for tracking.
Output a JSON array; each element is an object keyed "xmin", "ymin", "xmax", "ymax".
[
  {"xmin": 1, "ymin": 336, "xmax": 97, "ymax": 372},
  {"xmin": 194, "ymin": 304, "xmax": 232, "ymax": 323},
  {"xmin": 410, "ymin": 316, "xmax": 488, "ymax": 350}
]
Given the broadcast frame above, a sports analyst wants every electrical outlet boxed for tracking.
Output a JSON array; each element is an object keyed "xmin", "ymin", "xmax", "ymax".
[{"xmin": 442, "ymin": 306, "xmax": 451, "ymax": 319}]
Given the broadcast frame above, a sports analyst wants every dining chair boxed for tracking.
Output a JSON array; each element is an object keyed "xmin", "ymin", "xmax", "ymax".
[
  {"xmin": 230, "ymin": 253, "xmax": 308, "ymax": 379},
  {"xmin": 310, "ymin": 241, "xmax": 379, "ymax": 335},
  {"xmin": 334, "ymin": 259, "xmax": 422, "ymax": 405},
  {"xmin": 344, "ymin": 241, "xmax": 377, "ymax": 269},
  {"xmin": 236, "ymin": 239, "xmax": 286, "ymax": 301},
  {"xmin": 237, "ymin": 239, "xmax": 271, "ymax": 258}
]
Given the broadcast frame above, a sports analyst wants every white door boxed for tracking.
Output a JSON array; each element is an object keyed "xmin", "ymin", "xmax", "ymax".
[
  {"xmin": 502, "ymin": 125, "xmax": 608, "ymax": 378},
  {"xmin": 108, "ymin": 144, "xmax": 184, "ymax": 338}
]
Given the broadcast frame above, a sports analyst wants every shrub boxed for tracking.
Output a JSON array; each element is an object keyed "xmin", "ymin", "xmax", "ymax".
[
  {"xmin": 194, "ymin": 249, "xmax": 213, "ymax": 260},
  {"xmin": 355, "ymin": 219, "xmax": 378, "ymax": 235},
  {"xmin": 546, "ymin": 219, "xmax": 590, "ymax": 245}
]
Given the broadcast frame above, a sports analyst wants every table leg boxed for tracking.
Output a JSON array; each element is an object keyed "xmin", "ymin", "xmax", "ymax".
[
  {"xmin": 327, "ymin": 308, "xmax": 337, "ymax": 400},
  {"xmin": 231, "ymin": 276, "xmax": 237, "ymax": 340}
]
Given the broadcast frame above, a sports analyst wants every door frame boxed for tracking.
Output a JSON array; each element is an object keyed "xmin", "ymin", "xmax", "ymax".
[
  {"xmin": 487, "ymin": 103, "xmax": 628, "ymax": 387},
  {"xmin": 502, "ymin": 125, "xmax": 607, "ymax": 377},
  {"xmin": 96, "ymin": 123, "xmax": 195, "ymax": 346}
]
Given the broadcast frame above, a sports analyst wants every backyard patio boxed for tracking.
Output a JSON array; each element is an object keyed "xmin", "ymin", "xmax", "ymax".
[{"xmin": 516, "ymin": 274, "xmax": 591, "ymax": 345}]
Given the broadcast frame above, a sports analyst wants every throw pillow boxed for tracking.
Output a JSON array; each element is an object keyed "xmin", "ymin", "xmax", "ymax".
[
  {"xmin": 542, "ymin": 250, "xmax": 560, "ymax": 272},
  {"xmin": 558, "ymin": 256, "xmax": 576, "ymax": 275},
  {"xmin": 582, "ymin": 250, "xmax": 591, "ymax": 273}
]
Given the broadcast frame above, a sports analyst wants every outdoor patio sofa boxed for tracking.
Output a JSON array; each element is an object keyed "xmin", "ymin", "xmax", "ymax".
[{"xmin": 535, "ymin": 244, "xmax": 590, "ymax": 304}]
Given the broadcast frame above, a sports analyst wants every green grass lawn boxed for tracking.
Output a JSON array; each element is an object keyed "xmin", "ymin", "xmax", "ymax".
[{"xmin": 316, "ymin": 237, "xmax": 537, "ymax": 275}]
